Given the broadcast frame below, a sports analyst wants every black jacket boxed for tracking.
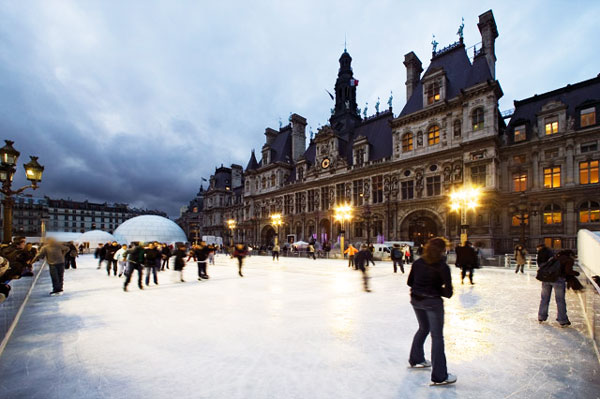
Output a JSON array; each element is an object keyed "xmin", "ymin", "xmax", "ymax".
[
  {"xmin": 536, "ymin": 246, "xmax": 554, "ymax": 265},
  {"xmin": 195, "ymin": 246, "xmax": 210, "ymax": 262},
  {"xmin": 144, "ymin": 248, "xmax": 161, "ymax": 267},
  {"xmin": 355, "ymin": 249, "xmax": 373, "ymax": 269},
  {"xmin": 104, "ymin": 244, "xmax": 119, "ymax": 260},
  {"xmin": 455, "ymin": 245, "xmax": 477, "ymax": 267},
  {"xmin": 407, "ymin": 258, "xmax": 453, "ymax": 299}
]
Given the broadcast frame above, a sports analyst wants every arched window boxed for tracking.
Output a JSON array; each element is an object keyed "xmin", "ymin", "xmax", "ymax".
[
  {"xmin": 453, "ymin": 119, "xmax": 461, "ymax": 137},
  {"xmin": 402, "ymin": 132, "xmax": 413, "ymax": 152},
  {"xmin": 543, "ymin": 204, "xmax": 562, "ymax": 225},
  {"xmin": 579, "ymin": 200, "xmax": 600, "ymax": 223},
  {"xmin": 472, "ymin": 108, "xmax": 484, "ymax": 131},
  {"xmin": 427, "ymin": 125, "xmax": 440, "ymax": 145}
]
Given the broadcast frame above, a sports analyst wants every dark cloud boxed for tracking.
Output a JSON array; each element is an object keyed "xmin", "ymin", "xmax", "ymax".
[{"xmin": 0, "ymin": 1, "xmax": 597, "ymax": 217}]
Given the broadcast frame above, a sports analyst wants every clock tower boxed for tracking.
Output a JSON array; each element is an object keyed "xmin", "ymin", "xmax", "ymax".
[{"xmin": 329, "ymin": 50, "xmax": 362, "ymax": 134}]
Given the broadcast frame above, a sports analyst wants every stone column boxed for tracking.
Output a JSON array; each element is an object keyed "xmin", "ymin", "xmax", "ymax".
[
  {"xmin": 531, "ymin": 151, "xmax": 539, "ymax": 190},
  {"xmin": 565, "ymin": 140, "xmax": 575, "ymax": 186}
]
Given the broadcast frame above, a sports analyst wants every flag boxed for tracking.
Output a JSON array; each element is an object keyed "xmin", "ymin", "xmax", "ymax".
[
  {"xmin": 350, "ymin": 78, "xmax": 359, "ymax": 87},
  {"xmin": 325, "ymin": 89, "xmax": 334, "ymax": 100},
  {"xmin": 201, "ymin": 177, "xmax": 207, "ymax": 182}
]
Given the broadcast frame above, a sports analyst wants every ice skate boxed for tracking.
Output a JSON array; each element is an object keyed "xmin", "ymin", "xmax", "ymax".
[{"xmin": 431, "ymin": 373, "xmax": 457, "ymax": 386}]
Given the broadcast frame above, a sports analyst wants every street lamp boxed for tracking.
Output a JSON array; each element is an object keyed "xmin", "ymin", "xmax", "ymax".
[
  {"xmin": 0, "ymin": 140, "xmax": 44, "ymax": 243},
  {"xmin": 509, "ymin": 192, "xmax": 538, "ymax": 248},
  {"xmin": 449, "ymin": 185, "xmax": 481, "ymax": 246},
  {"xmin": 334, "ymin": 203, "xmax": 353, "ymax": 256},
  {"xmin": 227, "ymin": 219, "xmax": 236, "ymax": 247},
  {"xmin": 270, "ymin": 213, "xmax": 282, "ymax": 245}
]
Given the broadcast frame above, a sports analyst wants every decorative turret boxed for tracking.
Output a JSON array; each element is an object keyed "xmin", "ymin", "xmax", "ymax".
[{"xmin": 329, "ymin": 50, "xmax": 361, "ymax": 133}]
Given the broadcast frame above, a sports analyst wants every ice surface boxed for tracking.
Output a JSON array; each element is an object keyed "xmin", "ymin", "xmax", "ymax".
[{"xmin": 0, "ymin": 255, "xmax": 598, "ymax": 399}]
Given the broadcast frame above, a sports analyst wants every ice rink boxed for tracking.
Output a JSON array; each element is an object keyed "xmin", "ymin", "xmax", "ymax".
[{"xmin": 0, "ymin": 254, "xmax": 599, "ymax": 399}]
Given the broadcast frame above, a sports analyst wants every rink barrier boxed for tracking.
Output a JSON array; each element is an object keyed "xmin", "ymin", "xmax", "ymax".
[{"xmin": 0, "ymin": 260, "xmax": 46, "ymax": 357}]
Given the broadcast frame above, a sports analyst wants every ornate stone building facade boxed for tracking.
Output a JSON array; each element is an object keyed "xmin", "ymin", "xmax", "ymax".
[{"xmin": 189, "ymin": 10, "xmax": 599, "ymax": 254}]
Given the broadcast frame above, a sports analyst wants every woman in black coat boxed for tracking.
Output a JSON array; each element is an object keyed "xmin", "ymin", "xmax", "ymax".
[{"xmin": 407, "ymin": 237, "xmax": 456, "ymax": 386}]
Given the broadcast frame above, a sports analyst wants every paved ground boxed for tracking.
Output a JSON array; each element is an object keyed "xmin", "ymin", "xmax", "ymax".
[{"xmin": 0, "ymin": 254, "xmax": 598, "ymax": 399}]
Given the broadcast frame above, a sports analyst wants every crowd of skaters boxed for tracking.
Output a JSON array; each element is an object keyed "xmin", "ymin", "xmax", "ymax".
[{"xmin": 0, "ymin": 233, "xmax": 587, "ymax": 387}]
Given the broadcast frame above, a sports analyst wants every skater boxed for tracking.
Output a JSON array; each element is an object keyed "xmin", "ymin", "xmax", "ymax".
[
  {"xmin": 233, "ymin": 244, "xmax": 248, "ymax": 277},
  {"xmin": 195, "ymin": 242, "xmax": 210, "ymax": 280},
  {"xmin": 124, "ymin": 242, "xmax": 144, "ymax": 291},
  {"xmin": 355, "ymin": 244, "xmax": 374, "ymax": 292},
  {"xmin": 391, "ymin": 243, "xmax": 404, "ymax": 274},
  {"xmin": 105, "ymin": 241, "xmax": 120, "ymax": 276},
  {"xmin": 537, "ymin": 247, "xmax": 577, "ymax": 327},
  {"xmin": 272, "ymin": 243, "xmax": 280, "ymax": 261},
  {"xmin": 514, "ymin": 244, "xmax": 528, "ymax": 274},
  {"xmin": 144, "ymin": 242, "xmax": 160, "ymax": 286},
  {"xmin": 95, "ymin": 244, "xmax": 105, "ymax": 269},
  {"xmin": 161, "ymin": 243, "xmax": 171, "ymax": 270},
  {"xmin": 114, "ymin": 244, "xmax": 128, "ymax": 277},
  {"xmin": 64, "ymin": 241, "xmax": 78, "ymax": 269},
  {"xmin": 307, "ymin": 243, "xmax": 316, "ymax": 260},
  {"xmin": 407, "ymin": 237, "xmax": 456, "ymax": 386},
  {"xmin": 21, "ymin": 242, "xmax": 37, "ymax": 277},
  {"xmin": 345, "ymin": 244, "xmax": 358, "ymax": 269},
  {"xmin": 32, "ymin": 238, "xmax": 69, "ymax": 296},
  {"xmin": 173, "ymin": 243, "xmax": 187, "ymax": 282},
  {"xmin": 455, "ymin": 241, "xmax": 477, "ymax": 285},
  {"xmin": 208, "ymin": 244, "xmax": 216, "ymax": 265}
]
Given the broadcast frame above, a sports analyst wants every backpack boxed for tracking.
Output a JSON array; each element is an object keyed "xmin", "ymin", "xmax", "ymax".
[
  {"xmin": 392, "ymin": 248, "xmax": 402, "ymax": 259},
  {"xmin": 536, "ymin": 258, "xmax": 562, "ymax": 282}
]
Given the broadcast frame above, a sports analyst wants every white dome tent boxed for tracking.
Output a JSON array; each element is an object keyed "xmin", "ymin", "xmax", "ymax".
[
  {"xmin": 75, "ymin": 230, "xmax": 119, "ymax": 248},
  {"xmin": 113, "ymin": 215, "xmax": 187, "ymax": 245}
]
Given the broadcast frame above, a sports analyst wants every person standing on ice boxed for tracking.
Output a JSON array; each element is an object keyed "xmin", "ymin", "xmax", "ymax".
[
  {"xmin": 391, "ymin": 243, "xmax": 404, "ymax": 274},
  {"xmin": 32, "ymin": 238, "xmax": 69, "ymax": 296},
  {"xmin": 407, "ymin": 237, "xmax": 456, "ymax": 386},
  {"xmin": 272, "ymin": 243, "xmax": 280, "ymax": 261},
  {"xmin": 194, "ymin": 242, "xmax": 210, "ymax": 280},
  {"xmin": 307, "ymin": 243, "xmax": 316, "ymax": 260},
  {"xmin": 173, "ymin": 243, "xmax": 187, "ymax": 282},
  {"xmin": 114, "ymin": 244, "xmax": 128, "ymax": 277},
  {"xmin": 233, "ymin": 244, "xmax": 248, "ymax": 277},
  {"xmin": 355, "ymin": 244, "xmax": 374, "ymax": 292},
  {"xmin": 514, "ymin": 244, "xmax": 527, "ymax": 274},
  {"xmin": 455, "ymin": 241, "xmax": 477, "ymax": 285},
  {"xmin": 123, "ymin": 242, "xmax": 144, "ymax": 291},
  {"xmin": 144, "ymin": 242, "xmax": 161, "ymax": 286},
  {"xmin": 344, "ymin": 244, "xmax": 358, "ymax": 269}
]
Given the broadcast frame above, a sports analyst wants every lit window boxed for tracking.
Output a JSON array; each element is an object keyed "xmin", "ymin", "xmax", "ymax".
[
  {"xmin": 579, "ymin": 201, "xmax": 600, "ymax": 223},
  {"xmin": 581, "ymin": 107, "xmax": 596, "ymax": 127},
  {"xmin": 472, "ymin": 108, "xmax": 484, "ymax": 131},
  {"xmin": 453, "ymin": 120, "xmax": 461, "ymax": 138},
  {"xmin": 544, "ymin": 237, "xmax": 562, "ymax": 249},
  {"xmin": 545, "ymin": 117, "xmax": 559, "ymax": 135},
  {"xmin": 402, "ymin": 133, "xmax": 413, "ymax": 152},
  {"xmin": 514, "ymin": 125, "xmax": 526, "ymax": 142},
  {"xmin": 543, "ymin": 166, "xmax": 561, "ymax": 188},
  {"xmin": 513, "ymin": 173, "xmax": 527, "ymax": 192},
  {"xmin": 426, "ymin": 81, "xmax": 440, "ymax": 105},
  {"xmin": 580, "ymin": 160, "xmax": 599, "ymax": 184},
  {"xmin": 512, "ymin": 213, "xmax": 529, "ymax": 226},
  {"xmin": 543, "ymin": 204, "xmax": 562, "ymax": 225},
  {"xmin": 427, "ymin": 125, "xmax": 440, "ymax": 145}
]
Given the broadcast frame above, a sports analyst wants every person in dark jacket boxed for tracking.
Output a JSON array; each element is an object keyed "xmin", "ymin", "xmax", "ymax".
[
  {"xmin": 233, "ymin": 244, "xmax": 248, "ymax": 277},
  {"xmin": 64, "ymin": 241, "xmax": 78, "ymax": 270},
  {"xmin": 407, "ymin": 237, "xmax": 456, "ymax": 386},
  {"xmin": 144, "ymin": 242, "xmax": 160, "ymax": 286},
  {"xmin": 455, "ymin": 241, "xmax": 477, "ymax": 285},
  {"xmin": 355, "ymin": 244, "xmax": 374, "ymax": 292},
  {"xmin": 160, "ymin": 244, "xmax": 171, "ymax": 271},
  {"xmin": 536, "ymin": 243, "xmax": 554, "ymax": 266},
  {"xmin": 173, "ymin": 244, "xmax": 187, "ymax": 282},
  {"xmin": 537, "ymin": 247, "xmax": 577, "ymax": 326},
  {"xmin": 124, "ymin": 243, "xmax": 144, "ymax": 291},
  {"xmin": 193, "ymin": 242, "xmax": 211, "ymax": 280},
  {"xmin": 95, "ymin": 244, "xmax": 105, "ymax": 269},
  {"xmin": 105, "ymin": 242, "xmax": 120, "ymax": 276},
  {"xmin": 391, "ymin": 243, "xmax": 404, "ymax": 274},
  {"xmin": 21, "ymin": 242, "xmax": 37, "ymax": 277}
]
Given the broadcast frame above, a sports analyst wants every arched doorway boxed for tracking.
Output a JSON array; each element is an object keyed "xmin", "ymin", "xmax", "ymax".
[
  {"xmin": 261, "ymin": 225, "xmax": 276, "ymax": 247},
  {"xmin": 319, "ymin": 219, "xmax": 331, "ymax": 244},
  {"xmin": 400, "ymin": 210, "xmax": 442, "ymax": 246}
]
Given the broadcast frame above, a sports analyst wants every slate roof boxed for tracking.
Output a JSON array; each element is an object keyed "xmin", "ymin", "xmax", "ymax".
[
  {"xmin": 350, "ymin": 112, "xmax": 394, "ymax": 162},
  {"xmin": 268, "ymin": 126, "xmax": 293, "ymax": 164},
  {"xmin": 213, "ymin": 167, "xmax": 231, "ymax": 189},
  {"xmin": 507, "ymin": 75, "xmax": 600, "ymax": 131},
  {"xmin": 245, "ymin": 151, "xmax": 259, "ymax": 172},
  {"xmin": 400, "ymin": 45, "xmax": 493, "ymax": 117}
]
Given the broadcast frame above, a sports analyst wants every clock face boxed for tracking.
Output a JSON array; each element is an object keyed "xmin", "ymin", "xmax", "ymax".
[{"xmin": 321, "ymin": 158, "xmax": 331, "ymax": 169}]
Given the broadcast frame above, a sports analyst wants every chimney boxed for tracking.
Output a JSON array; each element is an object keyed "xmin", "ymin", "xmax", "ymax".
[
  {"xmin": 290, "ymin": 113, "xmax": 307, "ymax": 161},
  {"xmin": 264, "ymin": 127, "xmax": 278, "ymax": 146},
  {"xmin": 477, "ymin": 10, "xmax": 499, "ymax": 79},
  {"xmin": 403, "ymin": 52, "xmax": 423, "ymax": 102},
  {"xmin": 231, "ymin": 164, "xmax": 243, "ymax": 189}
]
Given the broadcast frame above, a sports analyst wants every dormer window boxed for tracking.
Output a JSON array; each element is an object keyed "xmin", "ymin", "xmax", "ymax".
[
  {"xmin": 426, "ymin": 81, "xmax": 441, "ymax": 105},
  {"xmin": 402, "ymin": 132, "xmax": 413, "ymax": 152},
  {"xmin": 544, "ymin": 116, "xmax": 559, "ymax": 135},
  {"xmin": 581, "ymin": 107, "xmax": 596, "ymax": 127},
  {"xmin": 472, "ymin": 108, "xmax": 484, "ymax": 131},
  {"xmin": 427, "ymin": 125, "xmax": 440, "ymax": 146},
  {"xmin": 355, "ymin": 148, "xmax": 365, "ymax": 166},
  {"xmin": 514, "ymin": 125, "xmax": 526, "ymax": 142}
]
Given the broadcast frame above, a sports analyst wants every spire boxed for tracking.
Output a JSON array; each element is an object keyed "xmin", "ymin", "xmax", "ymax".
[
  {"xmin": 330, "ymin": 48, "xmax": 361, "ymax": 132},
  {"xmin": 245, "ymin": 150, "xmax": 259, "ymax": 171}
]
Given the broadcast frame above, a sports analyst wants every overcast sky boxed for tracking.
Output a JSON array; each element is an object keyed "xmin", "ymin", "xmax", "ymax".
[{"xmin": 1, "ymin": 0, "xmax": 598, "ymax": 217}]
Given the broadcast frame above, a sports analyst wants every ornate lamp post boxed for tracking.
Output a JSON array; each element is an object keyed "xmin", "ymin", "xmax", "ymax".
[
  {"xmin": 334, "ymin": 203, "xmax": 353, "ymax": 256},
  {"xmin": 270, "ymin": 213, "xmax": 282, "ymax": 245},
  {"xmin": 509, "ymin": 192, "xmax": 538, "ymax": 248},
  {"xmin": 227, "ymin": 219, "xmax": 236, "ymax": 248},
  {"xmin": 449, "ymin": 186, "xmax": 481, "ymax": 245},
  {"xmin": 0, "ymin": 140, "xmax": 44, "ymax": 243}
]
